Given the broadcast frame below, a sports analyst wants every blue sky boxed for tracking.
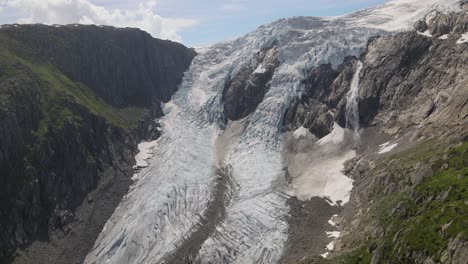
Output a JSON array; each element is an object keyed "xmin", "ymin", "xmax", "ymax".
[
  {"xmin": 0, "ymin": 0, "xmax": 387, "ymax": 46},
  {"xmin": 155, "ymin": 0, "xmax": 387, "ymax": 46}
]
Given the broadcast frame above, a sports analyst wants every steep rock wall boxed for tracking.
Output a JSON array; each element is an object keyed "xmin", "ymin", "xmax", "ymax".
[{"xmin": 1, "ymin": 24, "xmax": 196, "ymax": 107}]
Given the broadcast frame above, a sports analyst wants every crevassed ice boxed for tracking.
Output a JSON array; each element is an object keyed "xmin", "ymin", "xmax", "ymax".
[
  {"xmin": 345, "ymin": 0, "xmax": 461, "ymax": 31},
  {"xmin": 85, "ymin": 1, "xmax": 461, "ymax": 263}
]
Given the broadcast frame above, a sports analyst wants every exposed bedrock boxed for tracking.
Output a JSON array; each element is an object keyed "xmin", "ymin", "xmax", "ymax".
[
  {"xmin": 414, "ymin": 11, "xmax": 468, "ymax": 37},
  {"xmin": 286, "ymin": 11, "xmax": 467, "ymax": 264},
  {"xmin": 283, "ymin": 98, "xmax": 335, "ymax": 139},
  {"xmin": 283, "ymin": 58, "xmax": 359, "ymax": 138},
  {"xmin": 0, "ymin": 24, "xmax": 196, "ymax": 107},
  {"xmin": 222, "ymin": 46, "xmax": 280, "ymax": 120},
  {"xmin": 283, "ymin": 11, "xmax": 467, "ymax": 140}
]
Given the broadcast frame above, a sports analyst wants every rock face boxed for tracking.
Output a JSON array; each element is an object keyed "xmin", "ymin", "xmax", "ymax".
[
  {"xmin": 284, "ymin": 59, "xmax": 359, "ymax": 138},
  {"xmin": 0, "ymin": 24, "xmax": 195, "ymax": 107},
  {"xmin": 223, "ymin": 47, "xmax": 279, "ymax": 120},
  {"xmin": 283, "ymin": 98, "xmax": 335, "ymax": 139},
  {"xmin": 358, "ymin": 29, "xmax": 467, "ymax": 131},
  {"xmin": 284, "ymin": 11, "xmax": 467, "ymax": 140},
  {"xmin": 289, "ymin": 11, "xmax": 467, "ymax": 264},
  {"xmin": 414, "ymin": 11, "xmax": 468, "ymax": 37},
  {"xmin": 0, "ymin": 25, "xmax": 194, "ymax": 263}
]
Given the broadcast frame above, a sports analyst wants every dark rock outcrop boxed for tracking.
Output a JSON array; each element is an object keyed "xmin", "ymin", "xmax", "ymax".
[
  {"xmin": 223, "ymin": 46, "xmax": 279, "ymax": 120},
  {"xmin": 284, "ymin": 58, "xmax": 359, "ymax": 138},
  {"xmin": 284, "ymin": 11, "xmax": 467, "ymax": 140},
  {"xmin": 283, "ymin": 97, "xmax": 335, "ymax": 139},
  {"xmin": 463, "ymin": 2, "xmax": 468, "ymax": 12},
  {"xmin": 414, "ymin": 11, "xmax": 468, "ymax": 37},
  {"xmin": 1, "ymin": 24, "xmax": 196, "ymax": 107}
]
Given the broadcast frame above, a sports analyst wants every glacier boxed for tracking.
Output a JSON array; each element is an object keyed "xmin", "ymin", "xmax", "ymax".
[{"xmin": 84, "ymin": 0, "xmax": 463, "ymax": 263}]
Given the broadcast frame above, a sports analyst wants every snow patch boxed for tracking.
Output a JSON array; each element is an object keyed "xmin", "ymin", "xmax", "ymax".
[
  {"xmin": 253, "ymin": 63, "xmax": 266, "ymax": 74},
  {"xmin": 287, "ymin": 124, "xmax": 355, "ymax": 205},
  {"xmin": 326, "ymin": 241, "xmax": 335, "ymax": 251},
  {"xmin": 287, "ymin": 148, "xmax": 355, "ymax": 205},
  {"xmin": 318, "ymin": 123, "xmax": 346, "ymax": 146},
  {"xmin": 438, "ymin": 34, "xmax": 449, "ymax": 40},
  {"xmin": 322, "ymin": 229, "xmax": 341, "ymax": 256},
  {"xmin": 328, "ymin": 214, "xmax": 339, "ymax": 227},
  {"xmin": 326, "ymin": 231, "xmax": 340, "ymax": 238},
  {"xmin": 320, "ymin": 215, "xmax": 341, "ymax": 258},
  {"xmin": 134, "ymin": 140, "xmax": 159, "ymax": 168},
  {"xmin": 347, "ymin": 0, "xmax": 461, "ymax": 32},
  {"xmin": 293, "ymin": 126, "xmax": 309, "ymax": 139},
  {"xmin": 378, "ymin": 142, "xmax": 398, "ymax": 154},
  {"xmin": 457, "ymin": 32, "xmax": 468, "ymax": 44},
  {"xmin": 417, "ymin": 30, "xmax": 433, "ymax": 37}
]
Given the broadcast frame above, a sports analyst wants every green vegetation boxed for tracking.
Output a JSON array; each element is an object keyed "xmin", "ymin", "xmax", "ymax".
[
  {"xmin": 25, "ymin": 61, "xmax": 148, "ymax": 134},
  {"xmin": 376, "ymin": 141, "xmax": 468, "ymax": 263},
  {"xmin": 298, "ymin": 245, "xmax": 372, "ymax": 264},
  {"xmin": 388, "ymin": 139, "xmax": 440, "ymax": 164},
  {"xmin": 297, "ymin": 141, "xmax": 467, "ymax": 264},
  {"xmin": 0, "ymin": 32, "xmax": 148, "ymax": 142},
  {"xmin": 0, "ymin": 31, "xmax": 148, "ymax": 186}
]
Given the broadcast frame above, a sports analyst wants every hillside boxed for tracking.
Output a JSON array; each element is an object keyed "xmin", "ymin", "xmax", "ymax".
[
  {"xmin": 0, "ymin": 1, "xmax": 467, "ymax": 264},
  {"xmin": 0, "ymin": 25, "xmax": 195, "ymax": 264}
]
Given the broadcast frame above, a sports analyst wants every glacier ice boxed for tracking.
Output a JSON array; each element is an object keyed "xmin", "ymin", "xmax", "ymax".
[{"xmin": 85, "ymin": 1, "xmax": 463, "ymax": 263}]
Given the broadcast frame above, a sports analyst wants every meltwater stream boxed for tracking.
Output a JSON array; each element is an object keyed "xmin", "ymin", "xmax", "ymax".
[
  {"xmin": 84, "ymin": 1, "xmax": 461, "ymax": 263},
  {"xmin": 346, "ymin": 61, "xmax": 364, "ymax": 133}
]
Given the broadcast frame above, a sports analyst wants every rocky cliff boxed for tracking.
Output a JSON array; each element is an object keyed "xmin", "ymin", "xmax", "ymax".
[
  {"xmin": 1, "ymin": 4, "xmax": 466, "ymax": 264},
  {"xmin": 222, "ymin": 46, "xmax": 279, "ymax": 120},
  {"xmin": 0, "ymin": 24, "xmax": 195, "ymax": 107},
  {"xmin": 281, "ymin": 11, "xmax": 468, "ymax": 264},
  {"xmin": 0, "ymin": 25, "xmax": 194, "ymax": 264}
]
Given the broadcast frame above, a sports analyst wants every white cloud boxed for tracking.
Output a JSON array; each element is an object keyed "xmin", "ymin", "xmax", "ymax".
[{"xmin": 1, "ymin": 0, "xmax": 197, "ymax": 42}]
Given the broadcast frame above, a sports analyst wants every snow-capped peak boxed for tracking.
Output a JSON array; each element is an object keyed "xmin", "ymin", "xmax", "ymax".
[{"xmin": 345, "ymin": 0, "xmax": 462, "ymax": 31}]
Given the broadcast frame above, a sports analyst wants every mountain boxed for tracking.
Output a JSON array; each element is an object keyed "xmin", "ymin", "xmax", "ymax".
[
  {"xmin": 81, "ymin": 0, "xmax": 467, "ymax": 264},
  {"xmin": 0, "ymin": 25, "xmax": 195, "ymax": 263},
  {"xmin": 2, "ymin": 0, "xmax": 468, "ymax": 264}
]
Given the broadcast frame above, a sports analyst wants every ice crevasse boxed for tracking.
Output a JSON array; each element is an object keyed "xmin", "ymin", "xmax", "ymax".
[{"xmin": 84, "ymin": 0, "xmax": 462, "ymax": 263}]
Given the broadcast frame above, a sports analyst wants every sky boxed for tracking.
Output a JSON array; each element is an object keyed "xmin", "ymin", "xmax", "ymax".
[{"xmin": 0, "ymin": 0, "xmax": 387, "ymax": 47}]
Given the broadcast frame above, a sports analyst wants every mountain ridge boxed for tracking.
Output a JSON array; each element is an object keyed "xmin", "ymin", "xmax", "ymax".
[
  {"xmin": 83, "ymin": 0, "xmax": 467, "ymax": 263},
  {"xmin": 0, "ymin": 0, "xmax": 467, "ymax": 263}
]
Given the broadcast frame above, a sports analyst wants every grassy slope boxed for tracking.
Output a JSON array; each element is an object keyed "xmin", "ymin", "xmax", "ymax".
[
  {"xmin": 0, "ymin": 32, "xmax": 148, "ymax": 140},
  {"xmin": 376, "ymin": 141, "xmax": 468, "ymax": 263},
  {"xmin": 297, "ymin": 139, "xmax": 468, "ymax": 264},
  {"xmin": 0, "ymin": 32, "xmax": 150, "ymax": 191}
]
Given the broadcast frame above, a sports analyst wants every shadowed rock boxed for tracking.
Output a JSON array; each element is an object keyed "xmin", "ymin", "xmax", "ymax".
[{"xmin": 223, "ymin": 46, "xmax": 279, "ymax": 120}]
